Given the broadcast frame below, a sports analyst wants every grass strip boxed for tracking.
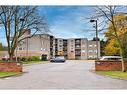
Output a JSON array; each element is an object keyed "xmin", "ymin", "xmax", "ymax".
[
  {"xmin": 0, "ymin": 72, "xmax": 22, "ymax": 78},
  {"xmin": 96, "ymin": 71, "xmax": 127, "ymax": 80}
]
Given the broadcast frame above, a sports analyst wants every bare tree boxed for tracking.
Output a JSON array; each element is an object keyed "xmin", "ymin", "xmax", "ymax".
[
  {"xmin": 93, "ymin": 6, "xmax": 127, "ymax": 72},
  {"xmin": 0, "ymin": 6, "xmax": 49, "ymax": 60}
]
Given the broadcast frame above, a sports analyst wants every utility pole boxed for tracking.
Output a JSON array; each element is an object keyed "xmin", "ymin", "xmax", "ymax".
[
  {"xmin": 90, "ymin": 19, "xmax": 99, "ymax": 59},
  {"xmin": 95, "ymin": 20, "xmax": 99, "ymax": 59}
]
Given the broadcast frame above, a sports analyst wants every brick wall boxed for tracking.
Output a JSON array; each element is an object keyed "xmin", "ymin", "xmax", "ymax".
[
  {"xmin": 0, "ymin": 62, "xmax": 22, "ymax": 72},
  {"xmin": 95, "ymin": 60, "xmax": 127, "ymax": 71}
]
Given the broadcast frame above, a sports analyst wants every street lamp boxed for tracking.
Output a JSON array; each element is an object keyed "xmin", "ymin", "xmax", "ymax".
[{"xmin": 90, "ymin": 19, "xmax": 99, "ymax": 59}]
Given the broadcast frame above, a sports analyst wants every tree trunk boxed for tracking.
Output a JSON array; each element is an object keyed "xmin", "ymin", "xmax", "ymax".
[
  {"xmin": 9, "ymin": 53, "xmax": 14, "ymax": 61},
  {"xmin": 120, "ymin": 48, "xmax": 126, "ymax": 72},
  {"xmin": 121, "ymin": 58, "xmax": 126, "ymax": 72}
]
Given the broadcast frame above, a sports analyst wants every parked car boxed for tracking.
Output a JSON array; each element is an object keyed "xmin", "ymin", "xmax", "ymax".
[
  {"xmin": 50, "ymin": 56, "xmax": 66, "ymax": 62},
  {"xmin": 100, "ymin": 56, "xmax": 122, "ymax": 61}
]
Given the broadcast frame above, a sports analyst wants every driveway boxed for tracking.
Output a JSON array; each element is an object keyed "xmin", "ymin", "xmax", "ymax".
[{"xmin": 0, "ymin": 60, "xmax": 127, "ymax": 89}]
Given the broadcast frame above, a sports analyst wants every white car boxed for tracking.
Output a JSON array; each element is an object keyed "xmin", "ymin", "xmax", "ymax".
[{"xmin": 100, "ymin": 56, "xmax": 122, "ymax": 61}]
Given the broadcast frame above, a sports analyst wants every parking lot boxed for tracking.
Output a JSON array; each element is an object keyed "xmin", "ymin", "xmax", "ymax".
[{"xmin": 0, "ymin": 60, "xmax": 127, "ymax": 89}]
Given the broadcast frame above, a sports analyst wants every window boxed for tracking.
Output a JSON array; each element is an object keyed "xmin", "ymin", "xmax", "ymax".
[
  {"xmin": 75, "ymin": 51, "xmax": 81, "ymax": 55},
  {"xmin": 82, "ymin": 45, "xmax": 85, "ymax": 47},
  {"xmin": 59, "ymin": 40, "xmax": 62, "ymax": 42},
  {"xmin": 82, "ymin": 50, "xmax": 85, "ymax": 53},
  {"xmin": 59, "ymin": 42, "xmax": 62, "ymax": 45},
  {"xmin": 19, "ymin": 47, "xmax": 22, "ymax": 50},
  {"xmin": 71, "ymin": 41, "xmax": 74, "ymax": 44},
  {"xmin": 75, "ymin": 40, "xmax": 80, "ymax": 43},
  {"xmin": 89, "ymin": 45, "xmax": 92, "ymax": 47},
  {"xmin": 88, "ymin": 56, "xmax": 93, "ymax": 58},
  {"xmin": 59, "ymin": 48, "xmax": 62, "ymax": 50},
  {"xmin": 71, "ymin": 40, "xmax": 74, "ymax": 44},
  {"xmin": 59, "ymin": 45, "xmax": 62, "ymax": 47},
  {"xmin": 76, "ymin": 45, "xmax": 80, "ymax": 48},
  {"xmin": 94, "ymin": 50, "xmax": 97, "ymax": 53},
  {"xmin": 89, "ymin": 50, "xmax": 93, "ymax": 53}
]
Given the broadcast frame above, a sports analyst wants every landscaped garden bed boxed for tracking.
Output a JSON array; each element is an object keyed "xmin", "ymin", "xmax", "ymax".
[{"xmin": 19, "ymin": 56, "xmax": 49, "ymax": 65}]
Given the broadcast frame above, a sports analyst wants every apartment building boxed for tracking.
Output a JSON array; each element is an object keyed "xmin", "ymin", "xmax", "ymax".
[
  {"xmin": 17, "ymin": 33, "xmax": 54, "ymax": 59},
  {"xmin": 16, "ymin": 31, "xmax": 100, "ymax": 60},
  {"xmin": 53, "ymin": 38, "xmax": 100, "ymax": 60},
  {"xmin": 62, "ymin": 38, "xmax": 100, "ymax": 60}
]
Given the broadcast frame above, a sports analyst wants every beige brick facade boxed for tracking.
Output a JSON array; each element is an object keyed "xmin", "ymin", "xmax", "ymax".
[
  {"xmin": 0, "ymin": 32, "xmax": 100, "ymax": 60},
  {"xmin": 67, "ymin": 39, "xmax": 75, "ymax": 59}
]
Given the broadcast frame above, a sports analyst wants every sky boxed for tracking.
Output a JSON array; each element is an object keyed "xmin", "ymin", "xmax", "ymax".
[
  {"xmin": 0, "ymin": 6, "xmax": 106, "ymax": 46},
  {"xmin": 39, "ymin": 6, "xmax": 103, "ymax": 39}
]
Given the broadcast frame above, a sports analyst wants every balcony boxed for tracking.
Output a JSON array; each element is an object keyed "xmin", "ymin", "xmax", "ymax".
[
  {"xmin": 75, "ymin": 39, "xmax": 81, "ymax": 45},
  {"xmin": 75, "ymin": 50, "xmax": 81, "ymax": 56}
]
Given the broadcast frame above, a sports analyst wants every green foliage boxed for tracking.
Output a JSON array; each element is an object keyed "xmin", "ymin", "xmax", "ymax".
[
  {"xmin": 104, "ymin": 14, "xmax": 127, "ymax": 57},
  {"xmin": 104, "ymin": 39, "xmax": 120, "ymax": 56},
  {"xmin": 92, "ymin": 37, "xmax": 100, "ymax": 41},
  {"xmin": 29, "ymin": 56, "xmax": 40, "ymax": 61},
  {"xmin": 0, "ymin": 43, "xmax": 3, "ymax": 51},
  {"xmin": 100, "ymin": 39, "xmax": 107, "ymax": 56},
  {"xmin": 18, "ymin": 56, "xmax": 40, "ymax": 62},
  {"xmin": 0, "ymin": 43, "xmax": 8, "ymax": 51}
]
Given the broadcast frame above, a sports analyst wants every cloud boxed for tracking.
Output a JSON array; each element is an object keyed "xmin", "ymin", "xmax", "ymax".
[
  {"xmin": 0, "ymin": 6, "xmax": 105, "ymax": 46},
  {"xmin": 47, "ymin": 6, "xmax": 96, "ymax": 39}
]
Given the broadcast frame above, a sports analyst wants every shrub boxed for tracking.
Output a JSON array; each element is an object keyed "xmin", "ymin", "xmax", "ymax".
[
  {"xmin": 1, "ymin": 56, "xmax": 41, "ymax": 62},
  {"xmin": 18, "ymin": 56, "xmax": 40, "ymax": 61},
  {"xmin": 30, "ymin": 56, "xmax": 40, "ymax": 61},
  {"xmin": 21, "ymin": 56, "xmax": 28, "ymax": 62}
]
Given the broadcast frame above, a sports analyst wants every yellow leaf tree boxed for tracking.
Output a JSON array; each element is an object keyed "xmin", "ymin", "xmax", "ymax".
[
  {"xmin": 104, "ymin": 39, "xmax": 120, "ymax": 56},
  {"xmin": 94, "ymin": 6, "xmax": 127, "ymax": 72},
  {"xmin": 105, "ymin": 13, "xmax": 127, "ymax": 57}
]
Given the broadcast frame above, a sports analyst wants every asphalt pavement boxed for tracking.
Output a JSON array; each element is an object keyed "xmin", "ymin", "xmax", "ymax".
[{"xmin": 0, "ymin": 60, "xmax": 127, "ymax": 89}]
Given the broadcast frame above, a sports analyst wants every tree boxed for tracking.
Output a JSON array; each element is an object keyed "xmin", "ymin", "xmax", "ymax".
[
  {"xmin": 0, "ymin": 43, "xmax": 3, "ymax": 51},
  {"xmin": 104, "ymin": 39, "xmax": 120, "ymax": 56},
  {"xmin": 0, "ymin": 6, "xmax": 49, "ymax": 60},
  {"xmin": 93, "ymin": 6, "xmax": 127, "ymax": 72},
  {"xmin": 92, "ymin": 37, "xmax": 100, "ymax": 41},
  {"xmin": 104, "ymin": 14, "xmax": 127, "ymax": 56},
  {"xmin": 100, "ymin": 39, "xmax": 107, "ymax": 56}
]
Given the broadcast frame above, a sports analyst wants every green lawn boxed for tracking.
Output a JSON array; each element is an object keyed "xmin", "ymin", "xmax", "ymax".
[
  {"xmin": 0, "ymin": 72, "xmax": 22, "ymax": 78},
  {"xmin": 96, "ymin": 71, "xmax": 127, "ymax": 80}
]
